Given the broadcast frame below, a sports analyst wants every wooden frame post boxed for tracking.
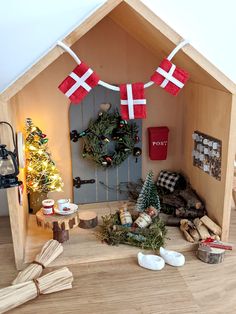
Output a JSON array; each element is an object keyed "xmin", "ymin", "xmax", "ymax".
[
  {"xmin": 0, "ymin": 98, "xmax": 28, "ymax": 269},
  {"xmin": 221, "ymin": 94, "xmax": 236, "ymax": 240}
]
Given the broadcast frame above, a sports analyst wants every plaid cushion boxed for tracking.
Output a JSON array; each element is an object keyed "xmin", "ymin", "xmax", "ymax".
[{"xmin": 157, "ymin": 170, "xmax": 180, "ymax": 192}]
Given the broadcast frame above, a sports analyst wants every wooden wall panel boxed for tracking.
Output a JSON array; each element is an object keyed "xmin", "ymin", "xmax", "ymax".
[
  {"xmin": 15, "ymin": 17, "xmax": 182, "ymax": 201},
  {"xmin": 0, "ymin": 98, "xmax": 28, "ymax": 269},
  {"xmin": 221, "ymin": 94, "xmax": 236, "ymax": 239},
  {"xmin": 181, "ymin": 83, "xmax": 234, "ymax": 239}
]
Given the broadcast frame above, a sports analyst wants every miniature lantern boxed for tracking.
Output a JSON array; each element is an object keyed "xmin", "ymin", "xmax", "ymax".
[{"xmin": 0, "ymin": 122, "xmax": 22, "ymax": 189}]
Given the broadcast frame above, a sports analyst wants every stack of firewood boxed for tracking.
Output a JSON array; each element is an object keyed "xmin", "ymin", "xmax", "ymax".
[
  {"xmin": 162, "ymin": 187, "xmax": 206, "ymax": 220},
  {"xmin": 180, "ymin": 215, "xmax": 222, "ymax": 243}
]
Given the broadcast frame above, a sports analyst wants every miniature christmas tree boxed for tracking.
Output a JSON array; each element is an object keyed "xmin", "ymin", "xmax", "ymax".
[
  {"xmin": 25, "ymin": 118, "xmax": 63, "ymax": 194},
  {"xmin": 135, "ymin": 170, "xmax": 160, "ymax": 212}
]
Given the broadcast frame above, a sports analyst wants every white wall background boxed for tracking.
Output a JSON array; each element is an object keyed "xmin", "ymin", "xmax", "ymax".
[
  {"xmin": 0, "ymin": 0, "xmax": 236, "ymax": 215},
  {"xmin": 142, "ymin": 0, "xmax": 236, "ymax": 83},
  {"xmin": 0, "ymin": 0, "xmax": 106, "ymax": 93}
]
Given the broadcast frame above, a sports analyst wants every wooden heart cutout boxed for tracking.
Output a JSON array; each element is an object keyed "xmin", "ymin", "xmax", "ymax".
[{"xmin": 100, "ymin": 103, "xmax": 112, "ymax": 112}]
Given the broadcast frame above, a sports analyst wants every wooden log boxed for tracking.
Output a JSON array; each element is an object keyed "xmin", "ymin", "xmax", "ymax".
[
  {"xmin": 180, "ymin": 228, "xmax": 195, "ymax": 243},
  {"xmin": 200, "ymin": 215, "xmax": 222, "ymax": 236},
  {"xmin": 52, "ymin": 222, "xmax": 69, "ymax": 243},
  {"xmin": 193, "ymin": 218, "xmax": 211, "ymax": 240},
  {"xmin": 159, "ymin": 213, "xmax": 181, "ymax": 226},
  {"xmin": 179, "ymin": 188, "xmax": 203, "ymax": 209},
  {"xmin": 180, "ymin": 220, "xmax": 195, "ymax": 243},
  {"xmin": 78, "ymin": 211, "xmax": 98, "ymax": 229},
  {"xmin": 189, "ymin": 228, "xmax": 200, "ymax": 242},
  {"xmin": 197, "ymin": 244, "xmax": 225, "ymax": 264},
  {"xmin": 162, "ymin": 194, "xmax": 185, "ymax": 208},
  {"xmin": 175, "ymin": 207, "xmax": 205, "ymax": 219}
]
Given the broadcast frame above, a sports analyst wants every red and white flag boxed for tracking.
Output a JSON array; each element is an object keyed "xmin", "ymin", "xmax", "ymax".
[
  {"xmin": 120, "ymin": 82, "xmax": 146, "ymax": 120},
  {"xmin": 58, "ymin": 62, "xmax": 99, "ymax": 103},
  {"xmin": 151, "ymin": 58, "xmax": 189, "ymax": 96}
]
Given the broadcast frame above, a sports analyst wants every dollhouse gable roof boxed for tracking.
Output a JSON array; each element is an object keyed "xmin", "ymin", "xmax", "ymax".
[{"xmin": 1, "ymin": 0, "xmax": 235, "ymax": 102}]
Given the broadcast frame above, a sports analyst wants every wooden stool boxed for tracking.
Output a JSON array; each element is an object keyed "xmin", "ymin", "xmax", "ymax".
[{"xmin": 36, "ymin": 209, "xmax": 79, "ymax": 243}]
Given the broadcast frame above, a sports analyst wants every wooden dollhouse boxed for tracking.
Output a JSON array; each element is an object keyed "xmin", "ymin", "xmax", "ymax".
[{"xmin": 1, "ymin": 0, "xmax": 236, "ymax": 269}]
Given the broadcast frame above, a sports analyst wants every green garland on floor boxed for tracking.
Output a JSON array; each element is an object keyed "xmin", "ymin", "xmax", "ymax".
[
  {"xmin": 97, "ymin": 211, "xmax": 167, "ymax": 251},
  {"xmin": 81, "ymin": 110, "xmax": 141, "ymax": 167}
]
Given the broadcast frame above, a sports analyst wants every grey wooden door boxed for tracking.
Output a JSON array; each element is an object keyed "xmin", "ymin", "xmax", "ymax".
[{"xmin": 69, "ymin": 85, "xmax": 142, "ymax": 204}]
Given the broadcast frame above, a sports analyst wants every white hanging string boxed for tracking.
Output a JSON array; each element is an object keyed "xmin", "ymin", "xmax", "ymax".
[
  {"xmin": 58, "ymin": 41, "xmax": 82, "ymax": 65},
  {"xmin": 167, "ymin": 39, "xmax": 189, "ymax": 61},
  {"xmin": 57, "ymin": 39, "xmax": 189, "ymax": 92}
]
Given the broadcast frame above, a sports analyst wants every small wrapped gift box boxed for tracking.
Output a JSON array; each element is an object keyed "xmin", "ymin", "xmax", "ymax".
[{"xmin": 151, "ymin": 58, "xmax": 189, "ymax": 96}]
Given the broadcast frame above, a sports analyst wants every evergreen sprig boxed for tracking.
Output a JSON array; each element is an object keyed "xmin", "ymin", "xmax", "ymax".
[{"xmin": 97, "ymin": 211, "xmax": 167, "ymax": 251}]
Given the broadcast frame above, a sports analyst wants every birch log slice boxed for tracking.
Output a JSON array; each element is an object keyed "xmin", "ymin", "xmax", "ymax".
[
  {"xmin": 78, "ymin": 211, "xmax": 98, "ymax": 229},
  {"xmin": 197, "ymin": 245, "xmax": 225, "ymax": 264}
]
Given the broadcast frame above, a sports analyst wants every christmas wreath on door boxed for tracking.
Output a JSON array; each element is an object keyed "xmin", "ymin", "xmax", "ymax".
[{"xmin": 73, "ymin": 110, "xmax": 142, "ymax": 167}]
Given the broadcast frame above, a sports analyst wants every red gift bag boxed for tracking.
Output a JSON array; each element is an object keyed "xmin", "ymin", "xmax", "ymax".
[
  {"xmin": 150, "ymin": 58, "xmax": 189, "ymax": 96},
  {"xmin": 148, "ymin": 127, "xmax": 169, "ymax": 160}
]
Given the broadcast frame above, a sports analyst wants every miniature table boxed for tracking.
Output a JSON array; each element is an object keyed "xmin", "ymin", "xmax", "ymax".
[{"xmin": 36, "ymin": 209, "xmax": 79, "ymax": 243}]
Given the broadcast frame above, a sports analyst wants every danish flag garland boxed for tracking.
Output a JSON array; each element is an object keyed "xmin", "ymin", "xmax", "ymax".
[
  {"xmin": 120, "ymin": 83, "xmax": 146, "ymax": 120},
  {"xmin": 58, "ymin": 62, "xmax": 100, "ymax": 103},
  {"xmin": 150, "ymin": 58, "xmax": 189, "ymax": 96},
  {"xmin": 58, "ymin": 40, "xmax": 189, "ymax": 120}
]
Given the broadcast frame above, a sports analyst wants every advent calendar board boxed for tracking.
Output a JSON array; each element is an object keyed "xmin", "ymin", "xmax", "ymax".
[{"xmin": 192, "ymin": 131, "xmax": 222, "ymax": 181}]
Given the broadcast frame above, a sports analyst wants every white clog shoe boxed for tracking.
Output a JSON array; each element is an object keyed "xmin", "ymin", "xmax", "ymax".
[
  {"xmin": 159, "ymin": 247, "xmax": 185, "ymax": 267},
  {"xmin": 137, "ymin": 252, "xmax": 165, "ymax": 271}
]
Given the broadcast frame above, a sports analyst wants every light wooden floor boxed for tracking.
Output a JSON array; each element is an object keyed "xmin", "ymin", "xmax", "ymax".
[
  {"xmin": 24, "ymin": 202, "xmax": 195, "ymax": 268},
  {"xmin": 1, "ymin": 210, "xmax": 236, "ymax": 314}
]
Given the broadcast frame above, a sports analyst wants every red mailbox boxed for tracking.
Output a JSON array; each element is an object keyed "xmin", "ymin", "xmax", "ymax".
[{"xmin": 148, "ymin": 127, "xmax": 169, "ymax": 160}]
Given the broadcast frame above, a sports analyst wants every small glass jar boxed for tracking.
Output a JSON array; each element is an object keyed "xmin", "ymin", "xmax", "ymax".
[
  {"xmin": 119, "ymin": 207, "xmax": 133, "ymax": 227},
  {"xmin": 42, "ymin": 199, "xmax": 55, "ymax": 215},
  {"xmin": 133, "ymin": 212, "xmax": 152, "ymax": 228}
]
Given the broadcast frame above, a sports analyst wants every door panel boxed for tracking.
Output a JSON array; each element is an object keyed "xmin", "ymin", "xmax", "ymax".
[{"xmin": 69, "ymin": 85, "xmax": 142, "ymax": 204}]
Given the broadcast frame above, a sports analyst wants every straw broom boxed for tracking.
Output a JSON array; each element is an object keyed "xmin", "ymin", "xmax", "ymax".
[
  {"xmin": 0, "ymin": 267, "xmax": 73, "ymax": 313},
  {"xmin": 12, "ymin": 240, "xmax": 63, "ymax": 285}
]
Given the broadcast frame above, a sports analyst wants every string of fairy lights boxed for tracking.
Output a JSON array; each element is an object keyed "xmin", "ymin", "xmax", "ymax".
[{"xmin": 25, "ymin": 118, "xmax": 63, "ymax": 193}]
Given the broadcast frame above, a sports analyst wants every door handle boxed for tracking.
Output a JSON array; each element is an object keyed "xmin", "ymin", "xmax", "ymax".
[{"xmin": 73, "ymin": 177, "xmax": 95, "ymax": 189}]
